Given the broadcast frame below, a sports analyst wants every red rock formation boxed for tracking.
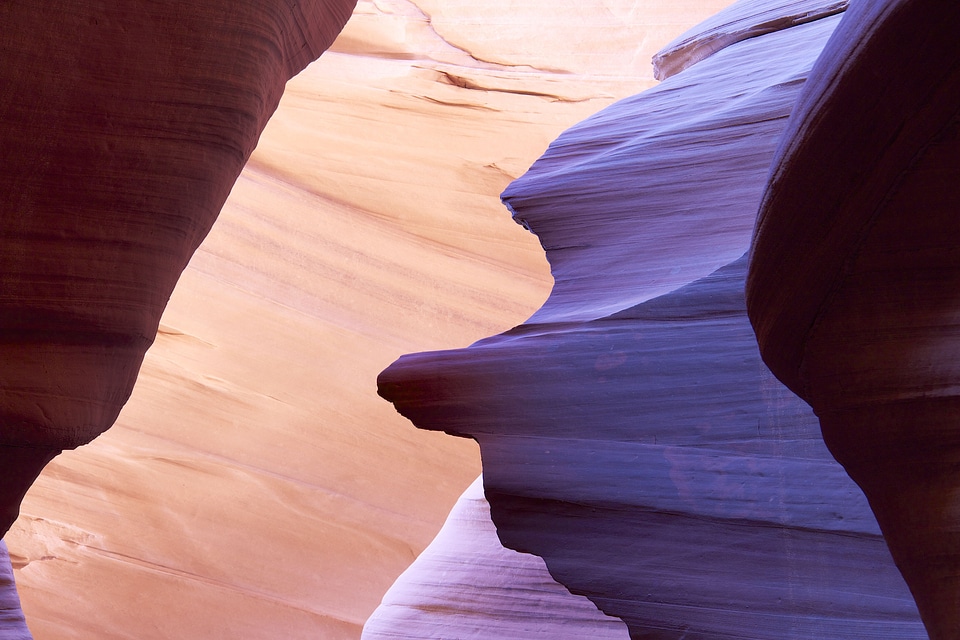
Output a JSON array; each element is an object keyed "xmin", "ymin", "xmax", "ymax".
[
  {"xmin": 0, "ymin": 1, "xmax": 356, "ymax": 536},
  {"xmin": 746, "ymin": 0, "xmax": 960, "ymax": 636},
  {"xmin": 4, "ymin": 3, "xmax": 735, "ymax": 637}
]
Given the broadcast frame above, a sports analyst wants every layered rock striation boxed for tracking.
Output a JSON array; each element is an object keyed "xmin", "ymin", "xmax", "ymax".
[
  {"xmin": 376, "ymin": 0, "xmax": 930, "ymax": 636},
  {"xmin": 0, "ymin": 0, "xmax": 356, "ymax": 536},
  {"xmin": 2, "ymin": 2, "xmax": 744, "ymax": 638},
  {"xmin": 6, "ymin": 0, "xmax": 953, "ymax": 637},
  {"xmin": 746, "ymin": 0, "xmax": 960, "ymax": 636},
  {"xmin": 0, "ymin": 543, "xmax": 29, "ymax": 640},
  {"xmin": 363, "ymin": 476, "xmax": 630, "ymax": 639}
]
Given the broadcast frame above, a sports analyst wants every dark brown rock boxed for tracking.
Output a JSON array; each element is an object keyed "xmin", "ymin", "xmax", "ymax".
[
  {"xmin": 0, "ymin": 0, "xmax": 356, "ymax": 537},
  {"xmin": 746, "ymin": 0, "xmax": 960, "ymax": 636}
]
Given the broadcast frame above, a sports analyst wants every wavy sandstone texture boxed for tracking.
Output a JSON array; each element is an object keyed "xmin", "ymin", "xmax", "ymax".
[
  {"xmin": 364, "ymin": 476, "xmax": 629, "ymax": 639},
  {"xmin": 0, "ymin": 0, "xmax": 356, "ymax": 526},
  {"xmin": 746, "ymin": 0, "xmax": 960, "ymax": 637},
  {"xmin": 2, "ymin": 2, "xmax": 743, "ymax": 639},
  {"xmin": 0, "ymin": 544, "xmax": 29, "ymax": 640},
  {"xmin": 376, "ymin": 0, "xmax": 931, "ymax": 637},
  {"xmin": 1, "ymin": 2, "xmax": 373, "ymax": 637}
]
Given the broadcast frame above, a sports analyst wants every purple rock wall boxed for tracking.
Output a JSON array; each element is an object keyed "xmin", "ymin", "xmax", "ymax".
[{"xmin": 378, "ymin": 1, "xmax": 931, "ymax": 636}]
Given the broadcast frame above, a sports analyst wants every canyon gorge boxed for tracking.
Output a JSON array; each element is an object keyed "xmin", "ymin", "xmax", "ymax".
[{"xmin": 2, "ymin": 0, "xmax": 959, "ymax": 638}]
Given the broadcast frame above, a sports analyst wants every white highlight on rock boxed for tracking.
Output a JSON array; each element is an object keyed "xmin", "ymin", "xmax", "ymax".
[{"xmin": 362, "ymin": 476, "xmax": 629, "ymax": 639}]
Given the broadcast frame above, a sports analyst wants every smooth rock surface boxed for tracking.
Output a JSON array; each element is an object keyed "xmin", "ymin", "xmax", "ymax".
[
  {"xmin": 363, "ymin": 476, "xmax": 629, "ymax": 639},
  {"xmin": 652, "ymin": 0, "xmax": 847, "ymax": 80},
  {"xmin": 0, "ymin": 0, "xmax": 357, "ymax": 452},
  {"xmin": 4, "ymin": 1, "xmax": 736, "ymax": 639},
  {"xmin": 379, "ymin": 2, "xmax": 927, "ymax": 636},
  {"xmin": 746, "ymin": 0, "xmax": 960, "ymax": 636},
  {"xmin": 381, "ymin": 257, "xmax": 924, "ymax": 638},
  {"xmin": 0, "ymin": 0, "xmax": 357, "ymax": 530},
  {"xmin": 498, "ymin": 5, "xmax": 853, "ymax": 325},
  {"xmin": 0, "ymin": 543, "xmax": 30, "ymax": 640}
]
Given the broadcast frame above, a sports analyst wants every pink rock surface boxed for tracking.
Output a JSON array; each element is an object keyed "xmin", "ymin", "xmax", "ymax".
[{"xmin": 746, "ymin": 0, "xmax": 960, "ymax": 636}]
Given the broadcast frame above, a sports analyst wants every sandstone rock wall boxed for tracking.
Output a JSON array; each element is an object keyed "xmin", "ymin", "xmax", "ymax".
[
  {"xmin": 0, "ymin": 0, "xmax": 357, "ymax": 533},
  {"xmin": 363, "ymin": 476, "xmax": 629, "ymax": 639},
  {"xmin": 3, "ymin": 2, "xmax": 735, "ymax": 638},
  {"xmin": 376, "ymin": 0, "xmax": 932, "ymax": 636},
  {"xmin": 0, "ymin": 543, "xmax": 29, "ymax": 640},
  {"xmin": 747, "ymin": 0, "xmax": 960, "ymax": 636}
]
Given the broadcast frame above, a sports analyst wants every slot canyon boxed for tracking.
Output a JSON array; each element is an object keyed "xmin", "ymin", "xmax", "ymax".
[{"xmin": 2, "ymin": 1, "xmax": 959, "ymax": 638}]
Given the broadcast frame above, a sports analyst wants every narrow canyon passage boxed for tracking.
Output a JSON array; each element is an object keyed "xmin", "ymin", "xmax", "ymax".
[{"xmin": 3, "ymin": 1, "xmax": 738, "ymax": 638}]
